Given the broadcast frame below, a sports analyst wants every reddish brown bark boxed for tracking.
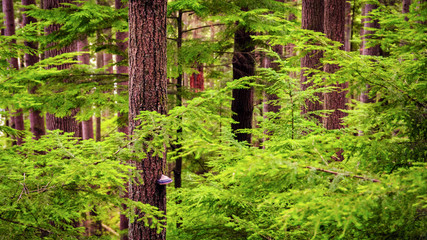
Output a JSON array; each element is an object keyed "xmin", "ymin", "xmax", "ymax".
[
  {"xmin": 190, "ymin": 16, "xmax": 205, "ymax": 92},
  {"xmin": 115, "ymin": 0, "xmax": 129, "ymax": 238},
  {"xmin": 3, "ymin": 0, "xmax": 25, "ymax": 145},
  {"xmin": 231, "ymin": 26, "xmax": 255, "ymax": 144},
  {"xmin": 360, "ymin": 4, "xmax": 381, "ymax": 103},
  {"xmin": 344, "ymin": 1, "xmax": 352, "ymax": 52},
  {"xmin": 301, "ymin": 0, "xmax": 324, "ymax": 123},
  {"xmin": 116, "ymin": 0, "xmax": 129, "ymax": 137},
  {"xmin": 44, "ymin": 0, "xmax": 81, "ymax": 137},
  {"xmin": 128, "ymin": 0, "xmax": 168, "ymax": 239},
  {"xmin": 77, "ymin": 39, "xmax": 94, "ymax": 140},
  {"xmin": 323, "ymin": 0, "xmax": 348, "ymax": 131},
  {"xmin": 23, "ymin": 0, "xmax": 46, "ymax": 140}
]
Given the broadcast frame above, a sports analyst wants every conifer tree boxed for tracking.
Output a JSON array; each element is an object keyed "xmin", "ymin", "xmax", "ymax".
[
  {"xmin": 301, "ymin": 0, "xmax": 324, "ymax": 123},
  {"xmin": 232, "ymin": 23, "xmax": 255, "ymax": 144},
  {"xmin": 23, "ymin": 0, "xmax": 46, "ymax": 140},
  {"xmin": 3, "ymin": 0, "xmax": 25, "ymax": 145},
  {"xmin": 128, "ymin": 0, "xmax": 168, "ymax": 239},
  {"xmin": 323, "ymin": 0, "xmax": 347, "ymax": 131},
  {"xmin": 44, "ymin": 0, "xmax": 81, "ymax": 137}
]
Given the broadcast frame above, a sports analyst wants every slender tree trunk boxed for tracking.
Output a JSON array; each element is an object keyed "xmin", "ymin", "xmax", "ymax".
[
  {"xmin": 403, "ymin": 0, "xmax": 411, "ymax": 13},
  {"xmin": 231, "ymin": 24, "xmax": 255, "ymax": 144},
  {"xmin": 115, "ymin": 0, "xmax": 129, "ymax": 238},
  {"xmin": 3, "ymin": 0, "xmax": 25, "ymax": 145},
  {"xmin": 360, "ymin": 4, "xmax": 381, "ymax": 103},
  {"xmin": 128, "ymin": 0, "xmax": 168, "ymax": 239},
  {"xmin": 95, "ymin": 39, "xmax": 103, "ymax": 142},
  {"xmin": 301, "ymin": 0, "xmax": 324, "ymax": 123},
  {"xmin": 344, "ymin": 1, "xmax": 352, "ymax": 52},
  {"xmin": 174, "ymin": 10, "xmax": 183, "ymax": 190},
  {"xmin": 77, "ymin": 39, "xmax": 94, "ymax": 140},
  {"xmin": 44, "ymin": 0, "xmax": 80, "ymax": 137},
  {"xmin": 189, "ymin": 16, "xmax": 205, "ymax": 92},
  {"xmin": 23, "ymin": 0, "xmax": 46, "ymax": 140},
  {"xmin": 323, "ymin": 0, "xmax": 348, "ymax": 131}
]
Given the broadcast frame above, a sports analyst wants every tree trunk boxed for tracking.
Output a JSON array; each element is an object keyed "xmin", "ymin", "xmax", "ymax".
[
  {"xmin": 128, "ymin": 0, "xmax": 168, "ymax": 239},
  {"xmin": 344, "ymin": 1, "xmax": 352, "ymax": 52},
  {"xmin": 231, "ymin": 25, "xmax": 255, "ymax": 144},
  {"xmin": 189, "ymin": 16, "xmax": 205, "ymax": 92},
  {"xmin": 23, "ymin": 0, "xmax": 46, "ymax": 140},
  {"xmin": 3, "ymin": 0, "xmax": 25, "ymax": 145},
  {"xmin": 116, "ymin": 0, "xmax": 129, "ymax": 136},
  {"xmin": 300, "ymin": 0, "xmax": 324, "ymax": 123},
  {"xmin": 360, "ymin": 4, "xmax": 381, "ymax": 103},
  {"xmin": 323, "ymin": 0, "xmax": 348, "ymax": 131},
  {"xmin": 44, "ymin": 0, "xmax": 80, "ymax": 137},
  {"xmin": 115, "ymin": 0, "xmax": 129, "ymax": 238},
  {"xmin": 403, "ymin": 0, "xmax": 411, "ymax": 13},
  {"xmin": 77, "ymin": 38, "xmax": 94, "ymax": 140}
]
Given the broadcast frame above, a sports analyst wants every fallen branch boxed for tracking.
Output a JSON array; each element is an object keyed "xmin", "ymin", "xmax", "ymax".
[{"xmin": 305, "ymin": 166, "xmax": 380, "ymax": 183}]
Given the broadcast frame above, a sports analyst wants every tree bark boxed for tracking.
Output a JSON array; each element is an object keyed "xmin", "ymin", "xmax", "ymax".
[
  {"xmin": 77, "ymin": 38, "xmax": 94, "ymax": 140},
  {"xmin": 23, "ymin": 0, "xmax": 46, "ymax": 140},
  {"xmin": 116, "ymin": 0, "xmax": 129, "ymax": 136},
  {"xmin": 360, "ymin": 4, "xmax": 381, "ymax": 103},
  {"xmin": 231, "ymin": 25, "xmax": 255, "ymax": 144},
  {"xmin": 44, "ymin": 0, "xmax": 81, "ymax": 137},
  {"xmin": 300, "ymin": 0, "xmax": 324, "ymax": 124},
  {"xmin": 128, "ymin": 0, "xmax": 168, "ymax": 239},
  {"xmin": 115, "ymin": 0, "xmax": 129, "ymax": 238},
  {"xmin": 403, "ymin": 0, "xmax": 411, "ymax": 13},
  {"xmin": 323, "ymin": 0, "xmax": 348, "ymax": 131},
  {"xmin": 3, "ymin": 0, "xmax": 25, "ymax": 145}
]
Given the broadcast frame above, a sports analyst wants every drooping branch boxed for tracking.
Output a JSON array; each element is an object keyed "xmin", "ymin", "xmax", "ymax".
[{"xmin": 305, "ymin": 166, "xmax": 380, "ymax": 182}]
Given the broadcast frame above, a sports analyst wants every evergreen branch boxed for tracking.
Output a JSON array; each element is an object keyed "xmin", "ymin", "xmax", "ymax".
[
  {"xmin": 182, "ymin": 23, "xmax": 225, "ymax": 33},
  {"xmin": 0, "ymin": 216, "xmax": 52, "ymax": 235},
  {"xmin": 305, "ymin": 166, "xmax": 380, "ymax": 182},
  {"xmin": 102, "ymin": 223, "xmax": 119, "ymax": 236}
]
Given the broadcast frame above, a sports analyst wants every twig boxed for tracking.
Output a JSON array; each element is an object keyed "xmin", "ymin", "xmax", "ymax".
[
  {"xmin": 305, "ymin": 166, "xmax": 380, "ymax": 182},
  {"xmin": 102, "ymin": 223, "xmax": 119, "ymax": 236},
  {"xmin": 182, "ymin": 23, "xmax": 225, "ymax": 33}
]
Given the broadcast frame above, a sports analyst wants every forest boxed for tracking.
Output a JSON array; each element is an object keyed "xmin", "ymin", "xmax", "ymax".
[{"xmin": 0, "ymin": 0, "xmax": 426, "ymax": 239}]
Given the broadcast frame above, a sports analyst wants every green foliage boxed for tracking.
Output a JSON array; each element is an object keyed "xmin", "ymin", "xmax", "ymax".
[{"xmin": 0, "ymin": 131, "xmax": 165, "ymax": 239}]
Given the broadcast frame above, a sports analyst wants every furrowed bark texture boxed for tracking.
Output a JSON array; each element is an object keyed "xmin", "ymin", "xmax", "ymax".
[
  {"xmin": 128, "ymin": 0, "xmax": 167, "ymax": 239},
  {"xmin": 323, "ymin": 0, "xmax": 348, "ymax": 130},
  {"xmin": 231, "ymin": 26, "xmax": 255, "ymax": 144},
  {"xmin": 23, "ymin": 0, "xmax": 46, "ymax": 140},
  {"xmin": 44, "ymin": 0, "xmax": 81, "ymax": 137},
  {"xmin": 116, "ymin": 0, "xmax": 129, "ymax": 238},
  {"xmin": 301, "ymin": 0, "xmax": 324, "ymax": 124},
  {"xmin": 360, "ymin": 4, "xmax": 381, "ymax": 103},
  {"xmin": 3, "ymin": 0, "xmax": 25, "ymax": 145}
]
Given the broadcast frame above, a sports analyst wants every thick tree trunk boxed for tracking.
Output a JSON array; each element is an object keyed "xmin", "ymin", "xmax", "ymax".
[
  {"xmin": 300, "ymin": 0, "xmax": 324, "ymax": 123},
  {"xmin": 323, "ymin": 0, "xmax": 348, "ymax": 131},
  {"xmin": 360, "ymin": 4, "xmax": 381, "ymax": 103},
  {"xmin": 44, "ymin": 0, "xmax": 80, "ymax": 137},
  {"xmin": 128, "ymin": 0, "xmax": 168, "ymax": 239},
  {"xmin": 23, "ymin": 0, "xmax": 46, "ymax": 140},
  {"xmin": 3, "ymin": 0, "xmax": 25, "ymax": 145},
  {"xmin": 231, "ymin": 26, "xmax": 255, "ymax": 144}
]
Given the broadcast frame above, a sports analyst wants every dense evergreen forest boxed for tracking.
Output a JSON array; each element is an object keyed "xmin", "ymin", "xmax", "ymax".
[{"xmin": 1, "ymin": 0, "xmax": 426, "ymax": 239}]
